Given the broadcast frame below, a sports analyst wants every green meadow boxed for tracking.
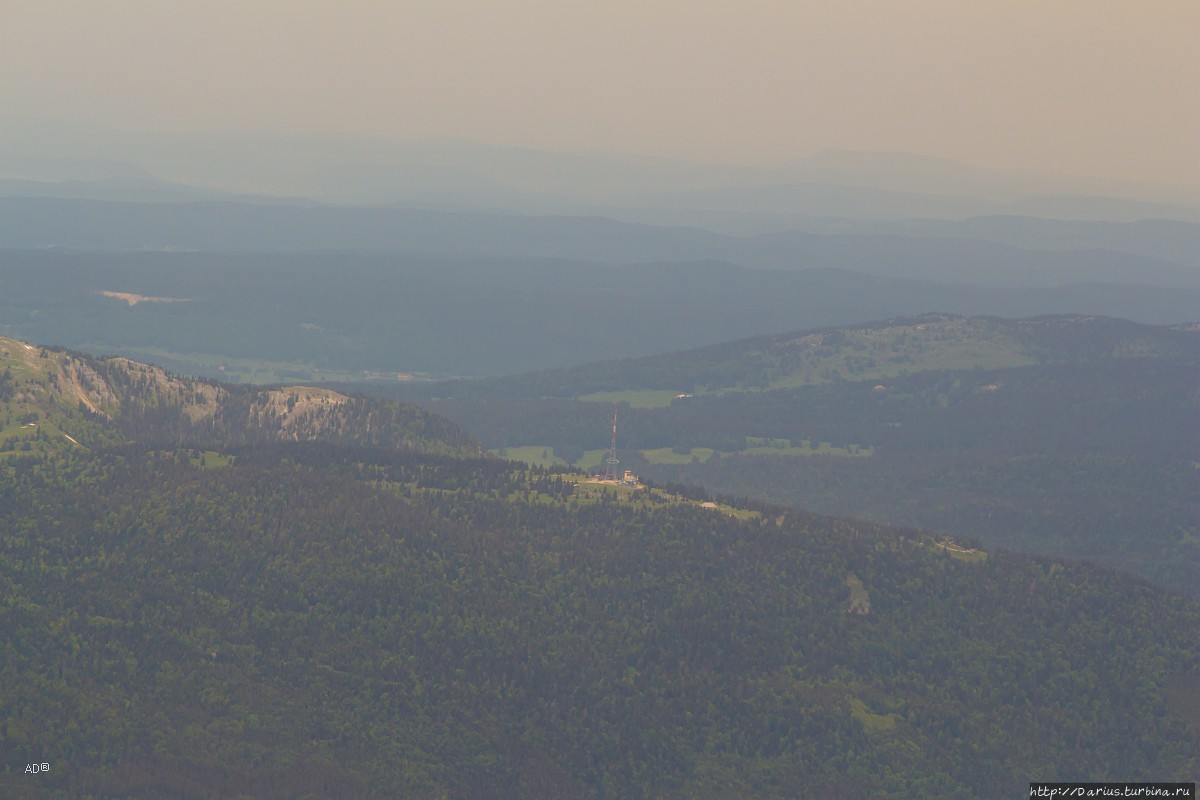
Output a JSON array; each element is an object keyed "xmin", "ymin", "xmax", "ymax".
[
  {"xmin": 641, "ymin": 447, "xmax": 716, "ymax": 464},
  {"xmin": 492, "ymin": 445, "xmax": 569, "ymax": 468}
]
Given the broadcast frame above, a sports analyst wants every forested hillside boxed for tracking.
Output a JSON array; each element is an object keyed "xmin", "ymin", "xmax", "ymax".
[
  {"xmin": 372, "ymin": 315, "xmax": 1200, "ymax": 593},
  {"xmin": 2, "ymin": 443, "xmax": 1197, "ymax": 799},
  {"xmin": 397, "ymin": 313, "xmax": 1200, "ymax": 399}
]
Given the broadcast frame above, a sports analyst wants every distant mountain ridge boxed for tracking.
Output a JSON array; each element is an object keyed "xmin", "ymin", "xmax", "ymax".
[
  {"xmin": 403, "ymin": 313, "xmax": 1200, "ymax": 400},
  {"xmin": 5, "ymin": 118, "xmax": 1196, "ymax": 215},
  {"xmin": 3, "ymin": 247, "xmax": 1198, "ymax": 381},
  {"xmin": 2, "ymin": 197, "xmax": 1197, "ymax": 287}
]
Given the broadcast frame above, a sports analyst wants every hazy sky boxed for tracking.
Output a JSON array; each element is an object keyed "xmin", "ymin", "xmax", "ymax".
[{"xmin": 3, "ymin": 0, "xmax": 1197, "ymax": 186}]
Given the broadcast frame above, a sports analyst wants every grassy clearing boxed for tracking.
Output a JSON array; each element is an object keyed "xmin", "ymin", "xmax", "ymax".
[
  {"xmin": 641, "ymin": 447, "xmax": 716, "ymax": 464},
  {"xmin": 500, "ymin": 439, "xmax": 875, "ymax": 473},
  {"xmin": 705, "ymin": 501, "xmax": 760, "ymax": 522},
  {"xmin": 187, "ymin": 450, "xmax": 233, "ymax": 469},
  {"xmin": 765, "ymin": 336, "xmax": 1039, "ymax": 391},
  {"xmin": 493, "ymin": 445, "xmax": 568, "ymax": 468},
  {"xmin": 494, "ymin": 448, "xmax": 604, "ymax": 471},
  {"xmin": 846, "ymin": 573, "xmax": 870, "ymax": 612},
  {"xmin": 569, "ymin": 479, "xmax": 761, "ymax": 520},
  {"xmin": 575, "ymin": 449, "xmax": 608, "ymax": 471},
  {"xmin": 494, "ymin": 465, "xmax": 750, "ymax": 518},
  {"xmin": 0, "ymin": 340, "xmax": 115, "ymax": 454},
  {"xmin": 930, "ymin": 539, "xmax": 989, "ymax": 563},
  {"xmin": 849, "ymin": 697, "xmax": 897, "ymax": 734},
  {"xmin": 0, "ymin": 417, "xmax": 88, "ymax": 456},
  {"xmin": 576, "ymin": 390, "xmax": 683, "ymax": 408}
]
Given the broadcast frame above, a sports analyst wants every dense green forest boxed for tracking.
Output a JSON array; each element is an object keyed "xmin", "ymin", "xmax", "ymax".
[
  {"xmin": 1, "ymin": 442, "xmax": 1198, "ymax": 799},
  {"xmin": 2, "ymin": 335, "xmax": 1197, "ymax": 797}
]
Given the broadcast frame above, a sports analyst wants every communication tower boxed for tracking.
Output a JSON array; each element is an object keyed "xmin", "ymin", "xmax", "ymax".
[{"xmin": 603, "ymin": 408, "xmax": 620, "ymax": 481}]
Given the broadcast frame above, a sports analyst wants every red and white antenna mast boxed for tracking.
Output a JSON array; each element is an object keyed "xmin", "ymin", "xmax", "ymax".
[{"xmin": 604, "ymin": 407, "xmax": 620, "ymax": 481}]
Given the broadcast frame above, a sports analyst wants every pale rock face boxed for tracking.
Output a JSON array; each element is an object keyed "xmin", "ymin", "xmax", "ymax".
[{"xmin": 0, "ymin": 336, "xmax": 474, "ymax": 454}]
